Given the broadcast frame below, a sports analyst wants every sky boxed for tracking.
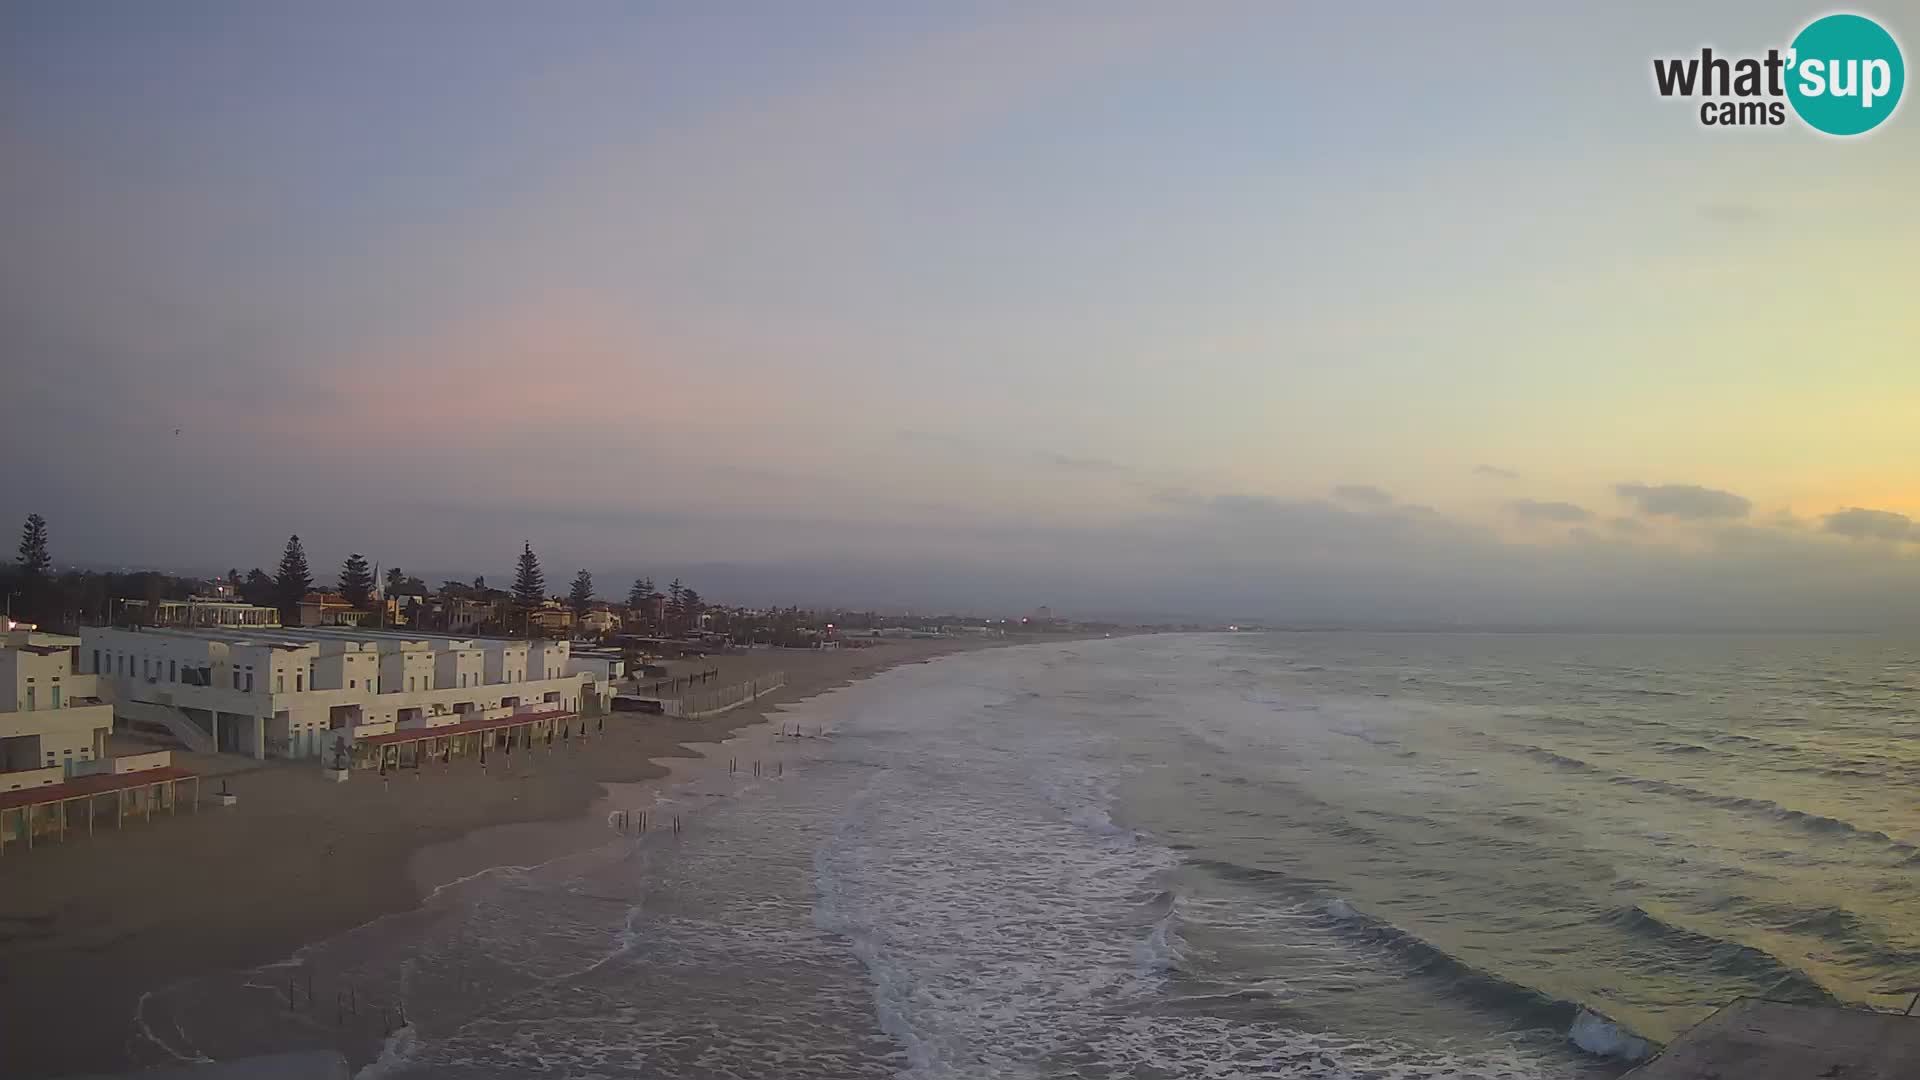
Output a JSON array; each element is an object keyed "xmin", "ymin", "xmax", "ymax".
[{"xmin": 4, "ymin": 2, "xmax": 1918, "ymax": 625}]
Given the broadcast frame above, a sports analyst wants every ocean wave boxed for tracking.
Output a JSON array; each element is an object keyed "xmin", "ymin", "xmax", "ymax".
[
  {"xmin": 1601, "ymin": 905, "xmax": 1834, "ymax": 1000},
  {"xmin": 1653, "ymin": 741, "xmax": 1712, "ymax": 755},
  {"xmin": 1516, "ymin": 745, "xmax": 1601, "ymax": 772},
  {"xmin": 1604, "ymin": 777, "xmax": 1919, "ymax": 854},
  {"xmin": 1722, "ymin": 898, "xmax": 1920, "ymax": 969},
  {"xmin": 1489, "ymin": 736, "xmax": 1917, "ymax": 855},
  {"xmin": 1569, "ymin": 1008, "xmax": 1654, "ymax": 1060},
  {"xmin": 1319, "ymin": 898, "xmax": 1657, "ymax": 1062}
]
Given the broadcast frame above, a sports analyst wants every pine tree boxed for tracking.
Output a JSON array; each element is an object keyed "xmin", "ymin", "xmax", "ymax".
[
  {"xmin": 242, "ymin": 568, "xmax": 275, "ymax": 607},
  {"xmin": 16, "ymin": 514, "xmax": 50, "ymax": 576},
  {"xmin": 568, "ymin": 569, "xmax": 594, "ymax": 615},
  {"xmin": 339, "ymin": 553, "xmax": 375, "ymax": 609},
  {"xmin": 665, "ymin": 578, "xmax": 686, "ymax": 631},
  {"xmin": 275, "ymin": 535, "xmax": 313, "ymax": 623},
  {"xmin": 512, "ymin": 542, "xmax": 545, "ymax": 608},
  {"xmin": 627, "ymin": 577, "xmax": 653, "ymax": 610},
  {"xmin": 681, "ymin": 587, "xmax": 704, "ymax": 628}
]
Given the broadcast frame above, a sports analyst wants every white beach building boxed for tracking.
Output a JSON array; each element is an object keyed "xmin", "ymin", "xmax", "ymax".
[
  {"xmin": 80, "ymin": 626, "xmax": 620, "ymax": 761},
  {"xmin": 1, "ymin": 631, "xmax": 115, "ymax": 781}
]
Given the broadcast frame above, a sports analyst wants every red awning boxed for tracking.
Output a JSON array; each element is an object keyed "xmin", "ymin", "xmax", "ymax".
[
  {"xmin": 356, "ymin": 711, "xmax": 577, "ymax": 748},
  {"xmin": 0, "ymin": 766, "xmax": 198, "ymax": 813}
]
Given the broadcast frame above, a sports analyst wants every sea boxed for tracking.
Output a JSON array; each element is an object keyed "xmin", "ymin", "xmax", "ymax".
[{"xmin": 131, "ymin": 632, "xmax": 1920, "ymax": 1078}]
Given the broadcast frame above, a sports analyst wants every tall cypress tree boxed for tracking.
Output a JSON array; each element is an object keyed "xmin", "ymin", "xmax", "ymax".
[
  {"xmin": 568, "ymin": 569, "xmax": 594, "ymax": 615},
  {"xmin": 275, "ymin": 535, "xmax": 313, "ymax": 623},
  {"xmin": 15, "ymin": 514, "xmax": 52, "ymax": 623},
  {"xmin": 16, "ymin": 514, "xmax": 50, "ymax": 575},
  {"xmin": 512, "ymin": 542, "xmax": 546, "ymax": 608},
  {"xmin": 339, "ymin": 552, "xmax": 375, "ymax": 609}
]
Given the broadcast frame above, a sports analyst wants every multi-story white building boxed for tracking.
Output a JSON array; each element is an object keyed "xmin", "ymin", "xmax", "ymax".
[
  {"xmin": 81, "ymin": 626, "xmax": 619, "ymax": 761},
  {"xmin": 1, "ymin": 631, "xmax": 114, "ymax": 781}
]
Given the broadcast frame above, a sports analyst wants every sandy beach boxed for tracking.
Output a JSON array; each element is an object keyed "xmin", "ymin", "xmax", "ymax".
[{"xmin": 0, "ymin": 638, "xmax": 1001, "ymax": 1079}]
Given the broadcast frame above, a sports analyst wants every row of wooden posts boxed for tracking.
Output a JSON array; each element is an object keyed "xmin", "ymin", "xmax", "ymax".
[
  {"xmin": 283, "ymin": 971, "xmax": 408, "ymax": 1036},
  {"xmin": 669, "ymin": 672, "xmax": 787, "ymax": 719},
  {"xmin": 646, "ymin": 668, "xmax": 721, "ymax": 696},
  {"xmin": 612, "ymin": 809, "xmax": 683, "ymax": 835},
  {"xmin": 374, "ymin": 714, "xmax": 605, "ymax": 775}
]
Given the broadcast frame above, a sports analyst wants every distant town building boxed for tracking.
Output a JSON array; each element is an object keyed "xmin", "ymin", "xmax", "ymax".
[
  {"xmin": 579, "ymin": 609, "xmax": 621, "ymax": 636},
  {"xmin": 122, "ymin": 595, "xmax": 281, "ymax": 629},
  {"xmin": 297, "ymin": 592, "xmax": 368, "ymax": 627},
  {"xmin": 530, "ymin": 604, "xmax": 575, "ymax": 636}
]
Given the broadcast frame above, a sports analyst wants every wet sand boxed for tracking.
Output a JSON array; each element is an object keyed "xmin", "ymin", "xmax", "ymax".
[{"xmin": 0, "ymin": 638, "xmax": 1005, "ymax": 1079}]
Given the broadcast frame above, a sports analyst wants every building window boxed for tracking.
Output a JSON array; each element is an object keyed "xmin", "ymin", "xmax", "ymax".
[
  {"xmin": 169, "ymin": 660, "xmax": 177, "ymax": 682},
  {"xmin": 408, "ymin": 677, "xmax": 415, "ymax": 692},
  {"xmin": 349, "ymin": 679, "xmax": 356, "ymax": 689},
  {"xmin": 276, "ymin": 675, "xmax": 284, "ymax": 693},
  {"xmin": 245, "ymin": 672, "xmax": 254, "ymax": 692},
  {"xmin": 92, "ymin": 649, "xmax": 100, "ymax": 673},
  {"xmin": 51, "ymin": 687, "xmax": 61, "ymax": 709},
  {"xmin": 25, "ymin": 687, "xmax": 35, "ymax": 711},
  {"xmin": 296, "ymin": 672, "xmax": 304, "ymax": 692}
]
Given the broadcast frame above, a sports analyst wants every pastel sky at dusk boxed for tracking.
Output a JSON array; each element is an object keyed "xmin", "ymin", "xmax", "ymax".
[{"xmin": 4, "ymin": 2, "xmax": 1918, "ymax": 624}]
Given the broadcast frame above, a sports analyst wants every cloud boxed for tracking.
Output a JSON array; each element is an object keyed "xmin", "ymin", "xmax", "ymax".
[
  {"xmin": 1615, "ymin": 482, "xmax": 1751, "ymax": 520},
  {"xmin": 1042, "ymin": 452, "xmax": 1131, "ymax": 474},
  {"xmin": 1508, "ymin": 498, "xmax": 1593, "ymax": 524},
  {"xmin": 1698, "ymin": 201, "xmax": 1766, "ymax": 225},
  {"xmin": 1473, "ymin": 464, "xmax": 1520, "ymax": 480},
  {"xmin": 1610, "ymin": 516, "xmax": 1648, "ymax": 534},
  {"xmin": 1332, "ymin": 484, "xmax": 1395, "ymax": 508},
  {"xmin": 1823, "ymin": 507, "xmax": 1918, "ymax": 543}
]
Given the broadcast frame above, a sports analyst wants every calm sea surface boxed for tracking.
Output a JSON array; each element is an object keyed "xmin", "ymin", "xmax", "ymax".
[{"xmin": 137, "ymin": 633, "xmax": 1920, "ymax": 1078}]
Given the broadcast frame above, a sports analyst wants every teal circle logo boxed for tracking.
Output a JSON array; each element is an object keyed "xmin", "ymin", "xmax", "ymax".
[{"xmin": 1787, "ymin": 13, "xmax": 1905, "ymax": 135}]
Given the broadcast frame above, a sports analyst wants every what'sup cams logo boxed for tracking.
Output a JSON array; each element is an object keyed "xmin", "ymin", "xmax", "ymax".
[{"xmin": 1654, "ymin": 12, "xmax": 1904, "ymax": 135}]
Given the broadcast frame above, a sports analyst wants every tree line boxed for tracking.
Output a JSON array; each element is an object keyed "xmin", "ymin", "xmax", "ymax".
[{"xmin": 5, "ymin": 514, "xmax": 708, "ymax": 638}]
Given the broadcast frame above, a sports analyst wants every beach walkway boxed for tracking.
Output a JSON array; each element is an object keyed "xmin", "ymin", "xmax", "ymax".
[{"xmin": 1624, "ymin": 998, "xmax": 1920, "ymax": 1079}]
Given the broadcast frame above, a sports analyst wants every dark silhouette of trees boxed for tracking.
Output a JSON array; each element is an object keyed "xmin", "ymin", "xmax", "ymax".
[{"xmin": 274, "ymin": 535, "xmax": 314, "ymax": 624}]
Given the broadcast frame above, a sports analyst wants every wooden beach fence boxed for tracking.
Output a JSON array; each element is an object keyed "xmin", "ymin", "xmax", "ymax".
[{"xmin": 660, "ymin": 671, "xmax": 786, "ymax": 720}]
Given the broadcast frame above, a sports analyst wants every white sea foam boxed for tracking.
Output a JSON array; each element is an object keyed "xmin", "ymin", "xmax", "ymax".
[{"xmin": 1569, "ymin": 1007, "xmax": 1655, "ymax": 1062}]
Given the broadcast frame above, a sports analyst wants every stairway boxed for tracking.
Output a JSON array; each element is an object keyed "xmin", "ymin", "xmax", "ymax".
[{"xmin": 115, "ymin": 699, "xmax": 217, "ymax": 755}]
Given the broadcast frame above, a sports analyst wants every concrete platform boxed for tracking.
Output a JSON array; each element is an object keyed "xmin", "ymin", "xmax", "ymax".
[{"xmin": 1625, "ymin": 997, "xmax": 1920, "ymax": 1079}]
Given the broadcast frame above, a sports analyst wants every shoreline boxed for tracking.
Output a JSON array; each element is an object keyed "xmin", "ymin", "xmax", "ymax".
[{"xmin": 0, "ymin": 637, "xmax": 1023, "ymax": 1079}]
